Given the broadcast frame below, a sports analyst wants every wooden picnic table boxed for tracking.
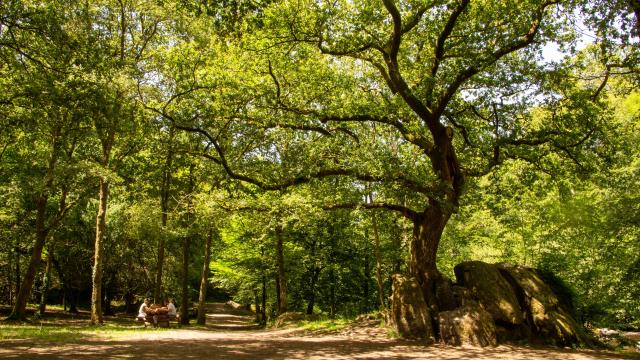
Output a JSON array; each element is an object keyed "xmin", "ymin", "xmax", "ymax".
[{"xmin": 137, "ymin": 305, "xmax": 180, "ymax": 328}]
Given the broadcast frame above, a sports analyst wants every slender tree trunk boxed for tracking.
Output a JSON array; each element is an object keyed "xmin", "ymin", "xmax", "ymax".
[
  {"xmin": 275, "ymin": 274, "xmax": 280, "ymax": 316},
  {"xmin": 254, "ymin": 290, "xmax": 261, "ymax": 323},
  {"xmin": 275, "ymin": 224, "xmax": 287, "ymax": 314},
  {"xmin": 15, "ymin": 247, "xmax": 20, "ymax": 306},
  {"xmin": 180, "ymin": 235, "xmax": 191, "ymax": 325},
  {"xmin": 197, "ymin": 227, "xmax": 213, "ymax": 325},
  {"xmin": 154, "ymin": 232, "xmax": 166, "ymax": 304},
  {"xmin": 104, "ymin": 282, "xmax": 114, "ymax": 316},
  {"xmin": 363, "ymin": 250, "xmax": 370, "ymax": 313},
  {"xmin": 91, "ymin": 125, "xmax": 115, "ymax": 325},
  {"xmin": 305, "ymin": 240, "xmax": 320, "ymax": 315},
  {"xmin": 8, "ymin": 127, "xmax": 62, "ymax": 321},
  {"xmin": 260, "ymin": 245, "xmax": 267, "ymax": 324},
  {"xmin": 10, "ymin": 243, "xmax": 18, "ymax": 306},
  {"xmin": 180, "ymin": 164, "xmax": 195, "ymax": 325},
  {"xmin": 8, "ymin": 197, "xmax": 49, "ymax": 320},
  {"xmin": 261, "ymin": 274, "xmax": 267, "ymax": 324},
  {"xmin": 38, "ymin": 246, "xmax": 54, "ymax": 315},
  {"xmin": 52, "ymin": 257, "xmax": 67, "ymax": 312},
  {"xmin": 7, "ymin": 246, "xmax": 13, "ymax": 306},
  {"xmin": 306, "ymin": 268, "xmax": 320, "ymax": 315},
  {"xmin": 371, "ymin": 211, "xmax": 386, "ymax": 310},
  {"xmin": 69, "ymin": 289, "xmax": 78, "ymax": 314},
  {"xmin": 154, "ymin": 126, "xmax": 174, "ymax": 303},
  {"xmin": 91, "ymin": 177, "xmax": 109, "ymax": 325},
  {"xmin": 330, "ymin": 265, "xmax": 336, "ymax": 319}
]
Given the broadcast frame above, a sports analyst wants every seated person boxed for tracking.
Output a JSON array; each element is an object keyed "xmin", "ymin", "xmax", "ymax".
[
  {"xmin": 137, "ymin": 298, "xmax": 151, "ymax": 321},
  {"xmin": 167, "ymin": 298, "xmax": 177, "ymax": 318}
]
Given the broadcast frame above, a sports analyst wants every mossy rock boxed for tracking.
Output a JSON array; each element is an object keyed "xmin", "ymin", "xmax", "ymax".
[
  {"xmin": 438, "ymin": 302, "xmax": 497, "ymax": 347},
  {"xmin": 454, "ymin": 261, "xmax": 524, "ymax": 325},
  {"xmin": 497, "ymin": 263, "xmax": 592, "ymax": 347}
]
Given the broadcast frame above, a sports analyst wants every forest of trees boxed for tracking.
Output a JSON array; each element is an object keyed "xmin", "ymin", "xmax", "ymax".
[{"xmin": 0, "ymin": 0, "xmax": 638, "ymax": 336}]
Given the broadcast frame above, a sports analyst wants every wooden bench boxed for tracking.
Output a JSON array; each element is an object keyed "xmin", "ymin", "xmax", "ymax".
[
  {"xmin": 156, "ymin": 314, "xmax": 181, "ymax": 328},
  {"xmin": 136, "ymin": 314, "xmax": 181, "ymax": 328}
]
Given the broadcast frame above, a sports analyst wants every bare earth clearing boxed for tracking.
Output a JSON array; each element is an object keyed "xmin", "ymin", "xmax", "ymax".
[{"xmin": 1, "ymin": 304, "xmax": 637, "ymax": 360}]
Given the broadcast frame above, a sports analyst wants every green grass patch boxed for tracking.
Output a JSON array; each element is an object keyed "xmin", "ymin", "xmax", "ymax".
[
  {"xmin": 299, "ymin": 317, "xmax": 351, "ymax": 332},
  {"xmin": 0, "ymin": 320, "xmax": 169, "ymax": 342}
]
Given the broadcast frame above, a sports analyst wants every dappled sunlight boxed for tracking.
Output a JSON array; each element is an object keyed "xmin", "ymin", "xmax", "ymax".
[
  {"xmin": 0, "ymin": 304, "xmax": 634, "ymax": 359},
  {"xmin": 0, "ymin": 336, "xmax": 634, "ymax": 360}
]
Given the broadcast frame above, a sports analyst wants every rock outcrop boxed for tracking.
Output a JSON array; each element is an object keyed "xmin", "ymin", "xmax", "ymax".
[
  {"xmin": 390, "ymin": 261, "xmax": 590, "ymax": 348},
  {"xmin": 389, "ymin": 274, "xmax": 435, "ymax": 342},
  {"xmin": 454, "ymin": 261, "xmax": 524, "ymax": 325},
  {"xmin": 497, "ymin": 263, "xmax": 591, "ymax": 347},
  {"xmin": 438, "ymin": 302, "xmax": 497, "ymax": 346}
]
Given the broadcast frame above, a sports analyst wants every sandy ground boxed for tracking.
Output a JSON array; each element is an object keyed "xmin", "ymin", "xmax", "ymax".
[{"xmin": 1, "ymin": 304, "xmax": 638, "ymax": 360}]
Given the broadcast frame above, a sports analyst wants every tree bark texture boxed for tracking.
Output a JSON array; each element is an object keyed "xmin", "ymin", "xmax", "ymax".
[
  {"xmin": 91, "ymin": 125, "xmax": 115, "ymax": 325},
  {"xmin": 91, "ymin": 178, "xmax": 109, "ymax": 325},
  {"xmin": 197, "ymin": 227, "xmax": 213, "ymax": 325},
  {"xmin": 8, "ymin": 127, "xmax": 61, "ymax": 320},
  {"xmin": 371, "ymin": 211, "xmax": 386, "ymax": 310},
  {"xmin": 261, "ymin": 274, "xmax": 267, "ymax": 324},
  {"xmin": 275, "ymin": 224, "xmax": 287, "ymax": 314},
  {"xmin": 306, "ymin": 267, "xmax": 320, "ymax": 315},
  {"xmin": 38, "ymin": 247, "xmax": 54, "ymax": 315},
  {"xmin": 154, "ymin": 126, "xmax": 174, "ymax": 303},
  {"xmin": 180, "ymin": 163, "xmax": 195, "ymax": 325},
  {"xmin": 8, "ymin": 197, "xmax": 49, "ymax": 320},
  {"xmin": 305, "ymin": 240, "xmax": 320, "ymax": 315}
]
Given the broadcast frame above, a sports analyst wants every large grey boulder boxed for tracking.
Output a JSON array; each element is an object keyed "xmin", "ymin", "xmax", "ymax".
[
  {"xmin": 454, "ymin": 261, "xmax": 524, "ymax": 325},
  {"xmin": 389, "ymin": 274, "xmax": 435, "ymax": 342},
  {"xmin": 497, "ymin": 263, "xmax": 591, "ymax": 346},
  {"xmin": 438, "ymin": 302, "xmax": 497, "ymax": 347}
]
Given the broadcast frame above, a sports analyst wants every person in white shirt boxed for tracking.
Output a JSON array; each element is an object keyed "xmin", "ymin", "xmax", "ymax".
[
  {"xmin": 138, "ymin": 298, "xmax": 150, "ymax": 320},
  {"xmin": 167, "ymin": 298, "xmax": 177, "ymax": 318}
]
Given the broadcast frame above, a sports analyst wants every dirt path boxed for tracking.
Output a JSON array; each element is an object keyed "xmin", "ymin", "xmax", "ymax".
[{"xmin": 1, "ymin": 304, "xmax": 637, "ymax": 360}]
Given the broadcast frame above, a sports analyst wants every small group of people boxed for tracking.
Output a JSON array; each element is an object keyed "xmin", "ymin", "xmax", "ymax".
[{"xmin": 137, "ymin": 297, "xmax": 177, "ymax": 327}]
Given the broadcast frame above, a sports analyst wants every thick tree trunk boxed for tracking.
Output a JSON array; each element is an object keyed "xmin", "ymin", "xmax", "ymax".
[
  {"xmin": 391, "ymin": 128, "xmax": 462, "ymax": 340},
  {"xmin": 197, "ymin": 227, "xmax": 213, "ymax": 325},
  {"xmin": 275, "ymin": 224, "xmax": 287, "ymax": 314},
  {"xmin": 91, "ymin": 178, "xmax": 109, "ymax": 325},
  {"xmin": 8, "ymin": 197, "xmax": 49, "ymax": 320},
  {"xmin": 408, "ymin": 202, "xmax": 453, "ymax": 327}
]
